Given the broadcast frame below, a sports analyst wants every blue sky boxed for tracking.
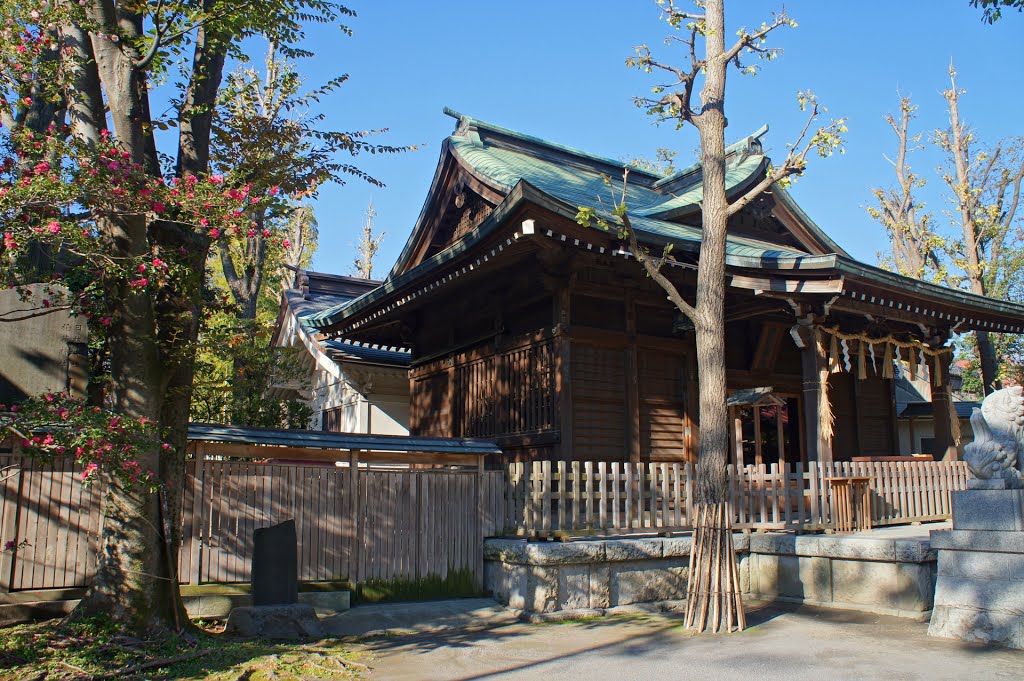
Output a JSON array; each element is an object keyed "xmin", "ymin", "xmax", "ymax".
[{"xmin": 292, "ymin": 1, "xmax": 1022, "ymax": 276}]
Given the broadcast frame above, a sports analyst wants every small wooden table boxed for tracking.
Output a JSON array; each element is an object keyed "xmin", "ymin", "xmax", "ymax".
[{"xmin": 827, "ymin": 476, "xmax": 873, "ymax": 532}]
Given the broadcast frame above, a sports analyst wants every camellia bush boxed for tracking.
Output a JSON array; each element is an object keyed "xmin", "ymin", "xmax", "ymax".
[
  {"xmin": 0, "ymin": 0, "xmax": 353, "ymax": 633},
  {"xmin": 0, "ymin": 393, "xmax": 172, "ymax": 555}
]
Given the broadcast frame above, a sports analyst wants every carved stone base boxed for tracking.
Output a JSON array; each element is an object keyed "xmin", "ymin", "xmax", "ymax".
[
  {"xmin": 967, "ymin": 477, "xmax": 1024, "ymax": 491},
  {"xmin": 928, "ymin": 529, "xmax": 1024, "ymax": 650},
  {"xmin": 951, "ymin": 489, "xmax": 1024, "ymax": 532}
]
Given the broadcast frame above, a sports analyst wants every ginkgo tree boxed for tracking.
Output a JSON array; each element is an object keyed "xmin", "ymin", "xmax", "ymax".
[
  {"xmin": 579, "ymin": 0, "xmax": 845, "ymax": 633},
  {"xmin": 0, "ymin": 0, "xmax": 362, "ymax": 634}
]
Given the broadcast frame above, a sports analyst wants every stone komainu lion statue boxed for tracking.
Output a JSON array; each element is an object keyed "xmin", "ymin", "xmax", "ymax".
[{"xmin": 964, "ymin": 385, "xmax": 1024, "ymax": 482}]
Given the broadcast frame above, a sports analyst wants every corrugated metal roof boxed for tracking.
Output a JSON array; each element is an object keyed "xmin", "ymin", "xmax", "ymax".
[
  {"xmin": 187, "ymin": 422, "xmax": 501, "ymax": 456},
  {"xmin": 323, "ymin": 339, "xmax": 410, "ymax": 367},
  {"xmin": 898, "ymin": 401, "xmax": 980, "ymax": 419}
]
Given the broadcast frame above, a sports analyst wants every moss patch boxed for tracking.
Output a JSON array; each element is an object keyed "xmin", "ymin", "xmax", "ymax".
[
  {"xmin": 0, "ymin": 616, "xmax": 366, "ymax": 680},
  {"xmin": 352, "ymin": 568, "xmax": 483, "ymax": 604}
]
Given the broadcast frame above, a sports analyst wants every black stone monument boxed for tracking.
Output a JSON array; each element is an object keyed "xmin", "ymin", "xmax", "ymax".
[{"xmin": 251, "ymin": 519, "xmax": 299, "ymax": 606}]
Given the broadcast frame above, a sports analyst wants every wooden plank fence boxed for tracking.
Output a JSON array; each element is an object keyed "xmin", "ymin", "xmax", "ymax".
[
  {"xmin": 1, "ymin": 452, "xmax": 505, "ymax": 592},
  {"xmin": 0, "ymin": 451, "xmax": 971, "ymax": 594},
  {"xmin": 500, "ymin": 459, "xmax": 971, "ymax": 536}
]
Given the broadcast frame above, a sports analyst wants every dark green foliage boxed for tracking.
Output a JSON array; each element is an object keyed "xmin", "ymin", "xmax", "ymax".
[{"xmin": 971, "ymin": 0, "xmax": 1024, "ymax": 23}]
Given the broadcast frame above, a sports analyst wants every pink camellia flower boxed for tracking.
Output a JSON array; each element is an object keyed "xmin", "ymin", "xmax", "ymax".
[
  {"xmin": 81, "ymin": 463, "xmax": 99, "ymax": 481},
  {"xmin": 283, "ymin": 239, "xmax": 291, "ymax": 249},
  {"xmin": 209, "ymin": 174, "xmax": 224, "ymax": 185},
  {"xmin": 199, "ymin": 217, "xmax": 209, "ymax": 227},
  {"xmin": 33, "ymin": 161, "xmax": 49, "ymax": 175},
  {"xmin": 138, "ymin": 263, "xmax": 147, "ymax": 273},
  {"xmin": 47, "ymin": 221, "xmax": 60, "ymax": 233},
  {"xmin": 151, "ymin": 201, "xmax": 165, "ymax": 214},
  {"xmin": 269, "ymin": 185, "xmax": 279, "ymax": 196},
  {"xmin": 209, "ymin": 228, "xmax": 220, "ymax": 239},
  {"xmin": 262, "ymin": 229, "xmax": 271, "ymax": 238}
]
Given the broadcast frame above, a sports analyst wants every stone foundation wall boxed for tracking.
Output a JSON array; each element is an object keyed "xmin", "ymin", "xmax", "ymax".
[
  {"xmin": 745, "ymin": 534, "xmax": 936, "ymax": 619},
  {"xmin": 484, "ymin": 532, "xmax": 937, "ymax": 620}
]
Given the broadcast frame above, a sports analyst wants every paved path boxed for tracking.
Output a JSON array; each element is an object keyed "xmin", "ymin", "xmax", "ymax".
[{"xmin": 351, "ymin": 601, "xmax": 1023, "ymax": 681}]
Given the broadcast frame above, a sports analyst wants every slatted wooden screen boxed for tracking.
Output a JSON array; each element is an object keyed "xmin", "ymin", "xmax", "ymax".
[
  {"xmin": 1, "ymin": 453, "xmax": 506, "ymax": 592},
  {"xmin": 502, "ymin": 459, "xmax": 970, "ymax": 536},
  {"xmin": 182, "ymin": 463, "xmax": 501, "ymax": 586},
  {"xmin": 0, "ymin": 453, "xmax": 102, "ymax": 591},
  {"xmin": 454, "ymin": 339, "xmax": 555, "ymax": 438}
]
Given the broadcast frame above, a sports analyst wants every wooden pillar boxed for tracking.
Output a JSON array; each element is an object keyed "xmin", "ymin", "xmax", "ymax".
[
  {"xmin": 731, "ymin": 407, "xmax": 743, "ymax": 468},
  {"xmin": 686, "ymin": 349, "xmax": 699, "ymax": 464},
  {"xmin": 625, "ymin": 291, "xmax": 640, "ymax": 463},
  {"xmin": 555, "ymin": 284, "xmax": 573, "ymax": 461},
  {"xmin": 776, "ymin": 405, "xmax": 786, "ymax": 466},
  {"xmin": 931, "ymin": 350, "xmax": 958, "ymax": 461},
  {"xmin": 348, "ymin": 449, "xmax": 362, "ymax": 584},
  {"xmin": 799, "ymin": 325, "xmax": 833, "ymax": 465},
  {"xmin": 753, "ymin": 406, "xmax": 763, "ymax": 467}
]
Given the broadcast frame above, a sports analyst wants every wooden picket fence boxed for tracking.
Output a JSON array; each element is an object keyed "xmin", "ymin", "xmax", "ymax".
[
  {"xmin": 1, "ymin": 452, "xmax": 505, "ymax": 592},
  {"xmin": 499, "ymin": 459, "xmax": 971, "ymax": 536}
]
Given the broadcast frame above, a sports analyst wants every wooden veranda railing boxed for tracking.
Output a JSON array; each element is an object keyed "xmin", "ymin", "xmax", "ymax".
[{"xmin": 499, "ymin": 460, "xmax": 970, "ymax": 537}]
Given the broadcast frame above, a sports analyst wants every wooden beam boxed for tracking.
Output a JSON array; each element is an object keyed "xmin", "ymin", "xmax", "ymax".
[
  {"xmin": 192, "ymin": 442, "xmax": 482, "ymax": 466},
  {"xmin": 729, "ymin": 273, "xmax": 843, "ymax": 294}
]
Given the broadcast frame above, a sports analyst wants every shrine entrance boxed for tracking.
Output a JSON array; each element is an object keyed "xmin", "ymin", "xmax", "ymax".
[{"xmin": 727, "ymin": 387, "xmax": 804, "ymax": 468}]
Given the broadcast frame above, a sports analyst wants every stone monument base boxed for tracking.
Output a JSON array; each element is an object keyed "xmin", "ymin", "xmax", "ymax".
[
  {"xmin": 928, "ymin": 488, "xmax": 1024, "ymax": 650},
  {"xmin": 225, "ymin": 604, "xmax": 324, "ymax": 639}
]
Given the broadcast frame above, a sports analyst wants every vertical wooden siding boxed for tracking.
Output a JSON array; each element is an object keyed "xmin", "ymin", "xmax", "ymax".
[{"xmin": 1, "ymin": 454, "xmax": 506, "ymax": 592}]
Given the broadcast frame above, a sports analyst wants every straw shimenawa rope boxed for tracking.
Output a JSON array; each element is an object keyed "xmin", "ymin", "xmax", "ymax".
[{"xmin": 814, "ymin": 325, "xmax": 960, "ymax": 446}]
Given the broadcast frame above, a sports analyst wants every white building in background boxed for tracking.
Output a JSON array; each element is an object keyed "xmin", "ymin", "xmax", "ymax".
[
  {"xmin": 271, "ymin": 270, "xmax": 410, "ymax": 435},
  {"xmin": 895, "ymin": 362, "xmax": 977, "ymax": 457}
]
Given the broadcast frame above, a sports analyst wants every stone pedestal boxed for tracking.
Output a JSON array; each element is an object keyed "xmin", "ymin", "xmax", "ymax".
[
  {"xmin": 928, "ymin": 489, "xmax": 1024, "ymax": 650},
  {"xmin": 225, "ymin": 604, "xmax": 324, "ymax": 639}
]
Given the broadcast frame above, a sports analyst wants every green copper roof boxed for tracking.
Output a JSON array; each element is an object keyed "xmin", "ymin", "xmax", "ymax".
[
  {"xmin": 446, "ymin": 118, "xmax": 805, "ymax": 261},
  {"xmin": 302, "ymin": 110, "xmax": 1024, "ymax": 336}
]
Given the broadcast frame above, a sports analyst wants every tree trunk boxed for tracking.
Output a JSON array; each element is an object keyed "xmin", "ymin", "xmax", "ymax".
[
  {"xmin": 72, "ymin": 216, "xmax": 182, "ymax": 634},
  {"xmin": 976, "ymin": 330, "xmax": 1000, "ymax": 395},
  {"xmin": 684, "ymin": 0, "xmax": 745, "ymax": 633}
]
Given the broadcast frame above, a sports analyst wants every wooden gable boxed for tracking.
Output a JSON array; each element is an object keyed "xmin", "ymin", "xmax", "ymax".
[{"xmin": 393, "ymin": 146, "xmax": 505, "ymax": 277}]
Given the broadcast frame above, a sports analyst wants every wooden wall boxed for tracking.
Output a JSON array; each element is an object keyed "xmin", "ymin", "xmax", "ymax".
[{"xmin": 404, "ymin": 254, "xmax": 899, "ymax": 465}]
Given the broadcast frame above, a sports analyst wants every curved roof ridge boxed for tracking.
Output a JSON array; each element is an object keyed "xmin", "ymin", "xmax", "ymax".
[{"xmin": 444, "ymin": 107, "xmax": 662, "ymax": 183}]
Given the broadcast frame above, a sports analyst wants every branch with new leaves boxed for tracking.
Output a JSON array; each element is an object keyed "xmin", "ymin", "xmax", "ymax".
[{"xmin": 577, "ymin": 89, "xmax": 845, "ymax": 323}]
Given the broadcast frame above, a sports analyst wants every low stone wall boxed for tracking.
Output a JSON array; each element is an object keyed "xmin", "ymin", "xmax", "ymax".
[
  {"xmin": 745, "ymin": 533, "xmax": 936, "ymax": 620},
  {"xmin": 484, "ymin": 531, "xmax": 937, "ymax": 620}
]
